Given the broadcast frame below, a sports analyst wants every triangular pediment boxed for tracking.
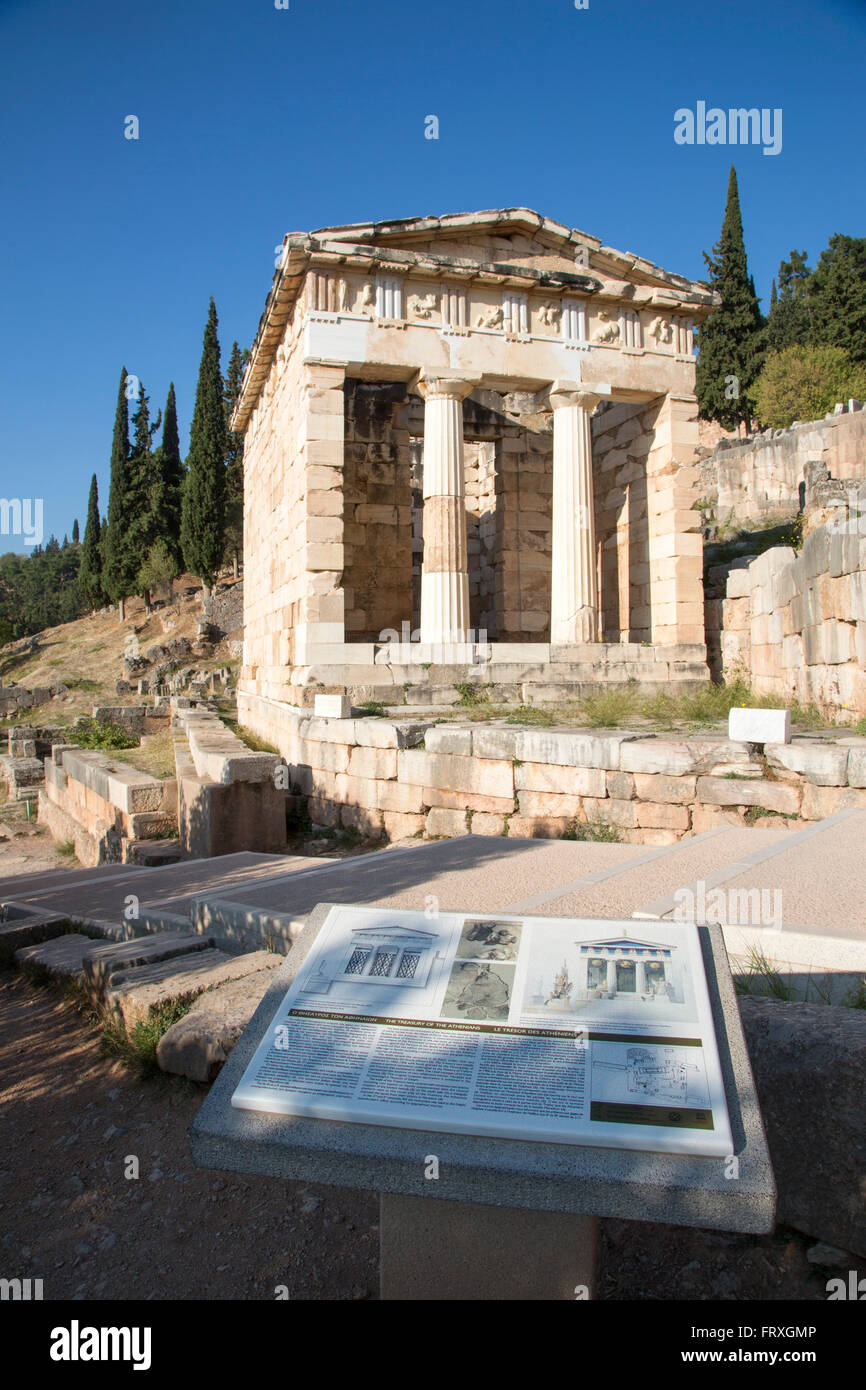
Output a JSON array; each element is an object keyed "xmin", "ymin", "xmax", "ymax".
[{"xmin": 580, "ymin": 936, "xmax": 675, "ymax": 950}]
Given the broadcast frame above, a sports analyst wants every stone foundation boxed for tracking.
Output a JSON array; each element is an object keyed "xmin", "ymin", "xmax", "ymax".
[{"xmin": 239, "ymin": 690, "xmax": 866, "ymax": 844}]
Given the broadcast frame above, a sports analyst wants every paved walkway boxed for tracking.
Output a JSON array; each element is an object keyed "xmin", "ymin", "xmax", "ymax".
[{"xmin": 3, "ymin": 813, "xmax": 865, "ymax": 941}]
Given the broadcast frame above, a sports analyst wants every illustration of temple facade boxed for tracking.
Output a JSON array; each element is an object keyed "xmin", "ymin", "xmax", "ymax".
[
  {"xmin": 231, "ymin": 208, "xmax": 716, "ymax": 710},
  {"xmin": 299, "ymin": 922, "xmax": 445, "ymax": 1002},
  {"xmin": 574, "ymin": 934, "xmax": 683, "ymax": 1002}
]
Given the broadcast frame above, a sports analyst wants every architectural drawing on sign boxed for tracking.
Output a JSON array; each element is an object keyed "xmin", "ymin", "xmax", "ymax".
[
  {"xmin": 574, "ymin": 933, "xmax": 683, "ymax": 1004},
  {"xmin": 521, "ymin": 927, "xmax": 692, "ymax": 1022},
  {"xmin": 593, "ymin": 1045, "xmax": 709, "ymax": 1108},
  {"xmin": 299, "ymin": 922, "xmax": 446, "ymax": 1002}
]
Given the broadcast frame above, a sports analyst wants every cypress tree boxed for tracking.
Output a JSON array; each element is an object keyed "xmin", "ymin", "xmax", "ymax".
[
  {"xmin": 223, "ymin": 342, "xmax": 248, "ymax": 577},
  {"xmin": 102, "ymin": 366, "xmax": 138, "ymax": 612},
  {"xmin": 695, "ymin": 166, "xmax": 765, "ymax": 430},
  {"xmin": 767, "ymin": 249, "xmax": 812, "ymax": 353},
  {"xmin": 79, "ymin": 474, "xmax": 104, "ymax": 611},
  {"xmin": 806, "ymin": 234, "xmax": 866, "ymax": 364},
  {"xmin": 72, "ymin": 518, "xmax": 80, "ymax": 544},
  {"xmin": 128, "ymin": 383, "xmax": 163, "ymax": 607},
  {"xmin": 151, "ymin": 382, "xmax": 184, "ymax": 571},
  {"xmin": 181, "ymin": 299, "xmax": 226, "ymax": 591}
]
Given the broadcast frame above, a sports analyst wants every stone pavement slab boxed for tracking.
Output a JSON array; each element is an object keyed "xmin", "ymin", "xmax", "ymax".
[
  {"xmin": 105, "ymin": 948, "xmax": 281, "ymax": 1028},
  {"xmin": 15, "ymin": 933, "xmax": 97, "ymax": 979}
]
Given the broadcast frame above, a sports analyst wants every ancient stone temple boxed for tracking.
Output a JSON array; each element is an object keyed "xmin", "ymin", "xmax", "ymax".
[{"xmin": 232, "ymin": 208, "xmax": 716, "ymax": 714}]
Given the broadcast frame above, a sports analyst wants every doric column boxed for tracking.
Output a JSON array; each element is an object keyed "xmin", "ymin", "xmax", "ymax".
[
  {"xmin": 412, "ymin": 371, "xmax": 480, "ymax": 645},
  {"xmin": 547, "ymin": 381, "xmax": 610, "ymax": 644}
]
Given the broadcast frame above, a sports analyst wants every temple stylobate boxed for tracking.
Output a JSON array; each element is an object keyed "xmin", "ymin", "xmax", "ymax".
[{"xmin": 232, "ymin": 208, "xmax": 717, "ymax": 712}]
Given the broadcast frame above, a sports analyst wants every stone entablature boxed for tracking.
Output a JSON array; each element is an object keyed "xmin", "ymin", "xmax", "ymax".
[
  {"xmin": 239, "ymin": 690, "xmax": 866, "ymax": 846},
  {"xmin": 235, "ymin": 208, "xmax": 716, "ymax": 704}
]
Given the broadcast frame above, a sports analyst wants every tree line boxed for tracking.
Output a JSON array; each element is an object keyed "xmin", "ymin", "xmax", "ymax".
[
  {"xmin": 696, "ymin": 166, "xmax": 866, "ymax": 431},
  {"xmin": 0, "ymin": 300, "xmax": 248, "ymax": 640},
  {"xmin": 81, "ymin": 298, "xmax": 248, "ymax": 616}
]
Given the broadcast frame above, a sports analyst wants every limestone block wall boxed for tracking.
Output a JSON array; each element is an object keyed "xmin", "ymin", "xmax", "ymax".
[
  {"xmin": 39, "ymin": 746, "xmax": 177, "ymax": 866},
  {"xmin": 714, "ymin": 519, "xmax": 866, "ymax": 719},
  {"xmin": 240, "ymin": 690, "xmax": 866, "ymax": 846},
  {"xmin": 593, "ymin": 394, "xmax": 703, "ymax": 645},
  {"xmin": 698, "ymin": 406, "xmax": 866, "ymax": 526},
  {"xmin": 242, "ymin": 305, "xmax": 347, "ymax": 699},
  {"xmin": 172, "ymin": 705, "xmax": 287, "ymax": 857},
  {"xmin": 343, "ymin": 381, "xmax": 413, "ymax": 640}
]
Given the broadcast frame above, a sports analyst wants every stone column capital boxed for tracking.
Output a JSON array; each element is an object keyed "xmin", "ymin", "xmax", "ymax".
[
  {"xmin": 542, "ymin": 381, "xmax": 612, "ymax": 414},
  {"xmin": 410, "ymin": 369, "xmax": 480, "ymax": 402}
]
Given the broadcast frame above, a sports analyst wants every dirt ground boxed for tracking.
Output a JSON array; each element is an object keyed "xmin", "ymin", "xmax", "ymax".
[
  {"xmin": 1, "ymin": 964, "xmax": 857, "ymax": 1303},
  {"xmin": 0, "ymin": 971, "xmax": 379, "ymax": 1301},
  {"xmin": 0, "ymin": 808, "xmax": 70, "ymax": 876}
]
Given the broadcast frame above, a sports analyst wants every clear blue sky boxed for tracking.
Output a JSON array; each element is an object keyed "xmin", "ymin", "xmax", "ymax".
[{"xmin": 1, "ymin": 0, "xmax": 864, "ymax": 547}]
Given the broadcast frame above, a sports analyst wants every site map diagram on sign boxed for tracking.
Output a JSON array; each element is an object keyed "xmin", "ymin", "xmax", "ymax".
[{"xmin": 231, "ymin": 906, "xmax": 734, "ymax": 1158}]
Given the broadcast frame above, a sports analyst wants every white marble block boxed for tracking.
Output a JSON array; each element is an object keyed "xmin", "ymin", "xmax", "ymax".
[
  {"xmin": 728, "ymin": 707, "xmax": 791, "ymax": 744},
  {"xmin": 314, "ymin": 694, "xmax": 352, "ymax": 719}
]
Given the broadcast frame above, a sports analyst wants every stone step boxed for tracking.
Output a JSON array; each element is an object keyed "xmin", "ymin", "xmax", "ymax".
[
  {"xmin": 15, "ymin": 933, "xmax": 99, "ymax": 979},
  {"xmin": 125, "ymin": 839, "xmax": 183, "ymax": 867},
  {"xmin": 81, "ymin": 932, "xmax": 217, "ymax": 1000},
  {"xmin": 156, "ymin": 967, "xmax": 282, "ymax": 1083},
  {"xmin": 0, "ymin": 905, "xmax": 71, "ymax": 951},
  {"xmin": 104, "ymin": 948, "xmax": 282, "ymax": 1029}
]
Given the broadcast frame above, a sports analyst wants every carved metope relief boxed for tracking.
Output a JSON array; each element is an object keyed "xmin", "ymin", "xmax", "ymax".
[
  {"xmin": 475, "ymin": 304, "xmax": 504, "ymax": 329},
  {"xmin": 538, "ymin": 301, "xmax": 562, "ymax": 328},
  {"xmin": 592, "ymin": 308, "xmax": 620, "ymax": 344},
  {"xmin": 409, "ymin": 291, "xmax": 438, "ymax": 319},
  {"xmin": 650, "ymin": 316, "xmax": 674, "ymax": 347}
]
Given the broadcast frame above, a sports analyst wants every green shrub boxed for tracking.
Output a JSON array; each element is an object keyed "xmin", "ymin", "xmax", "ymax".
[
  {"xmin": 561, "ymin": 820, "xmax": 622, "ymax": 843},
  {"xmin": 66, "ymin": 718, "xmax": 138, "ymax": 751},
  {"xmin": 749, "ymin": 344, "xmax": 866, "ymax": 430}
]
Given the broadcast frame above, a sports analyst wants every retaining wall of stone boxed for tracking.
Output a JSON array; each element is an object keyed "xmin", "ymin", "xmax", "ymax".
[
  {"xmin": 711, "ymin": 517, "xmax": 866, "ymax": 719},
  {"xmin": 39, "ymin": 746, "xmax": 177, "ymax": 865},
  {"xmin": 239, "ymin": 690, "xmax": 866, "ymax": 844},
  {"xmin": 172, "ymin": 706, "xmax": 287, "ymax": 857},
  {"xmin": 698, "ymin": 405, "xmax": 866, "ymax": 525}
]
